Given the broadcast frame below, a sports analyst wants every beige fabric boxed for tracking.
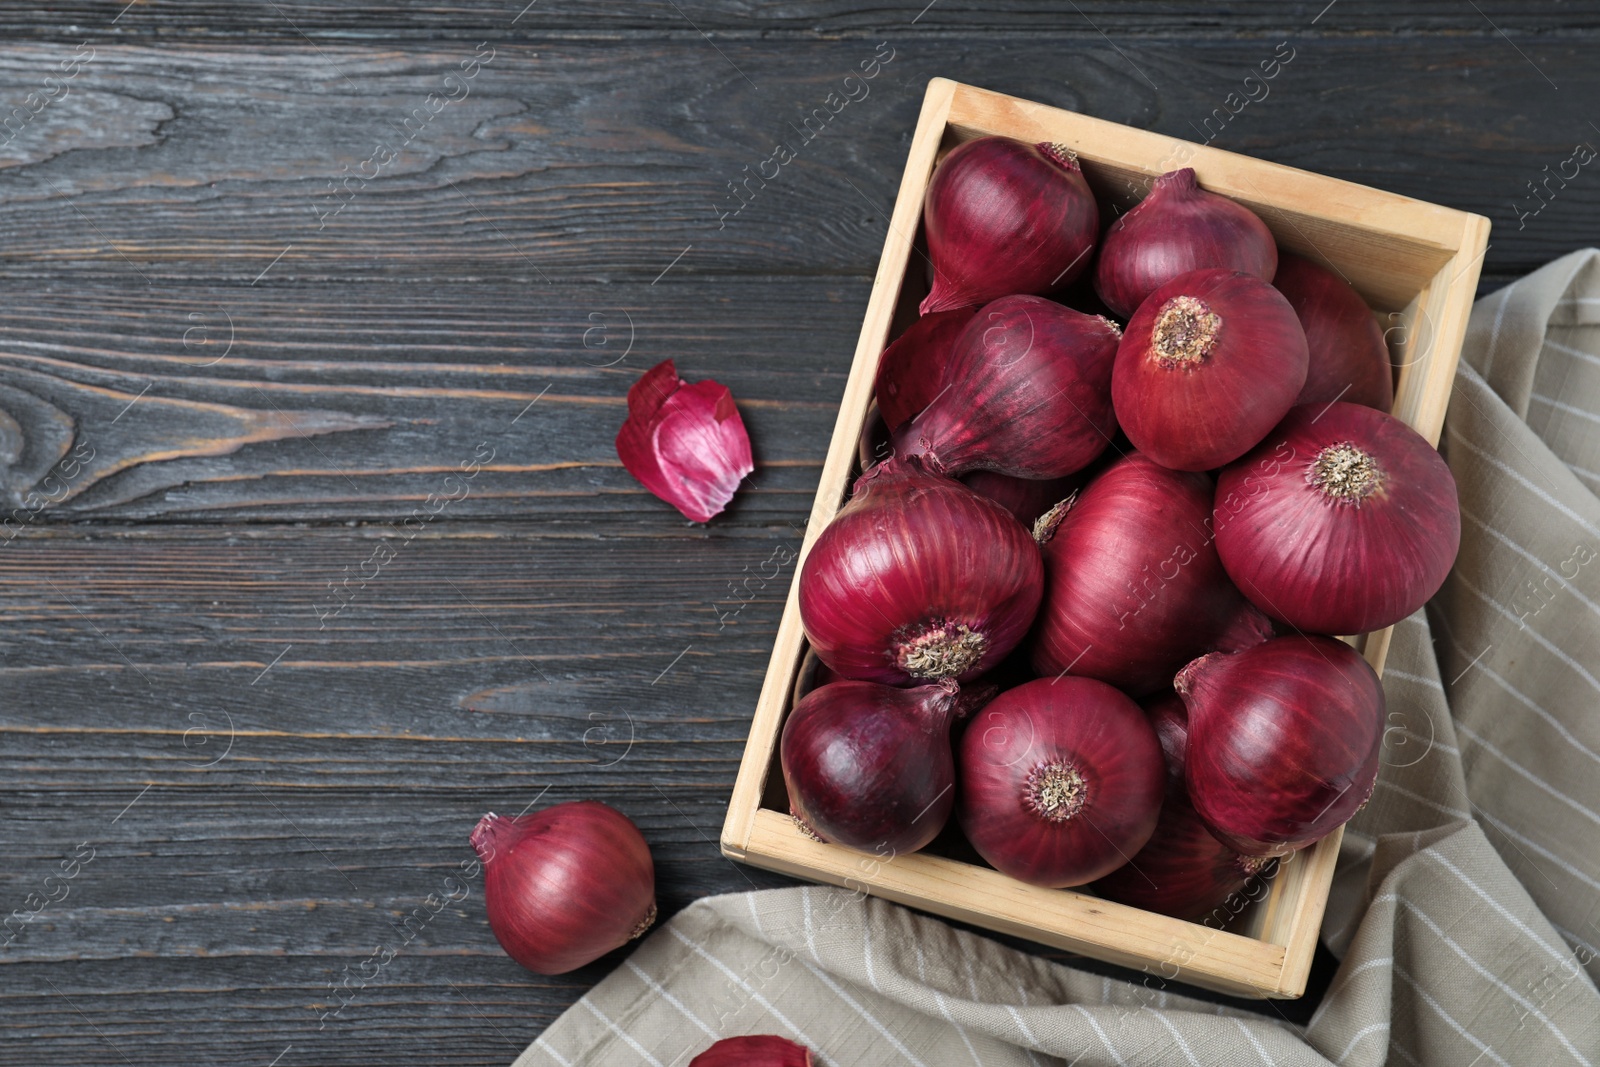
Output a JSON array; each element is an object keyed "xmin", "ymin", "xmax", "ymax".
[{"xmin": 517, "ymin": 250, "xmax": 1600, "ymax": 1067}]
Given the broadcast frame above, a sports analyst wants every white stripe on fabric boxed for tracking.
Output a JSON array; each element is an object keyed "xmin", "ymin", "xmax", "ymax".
[
  {"xmin": 1461, "ymin": 654, "xmax": 1600, "ymax": 772},
  {"xmin": 1474, "ymin": 807, "xmax": 1600, "ymax": 893},
  {"xmin": 1544, "ymin": 337, "xmax": 1600, "ymax": 367},
  {"xmin": 861, "ymin": 912, "xmax": 880, "ymax": 992},
  {"xmin": 1552, "ymin": 923, "xmax": 1600, "ymax": 967},
  {"xmin": 1372, "ymin": 778, "xmax": 1472, "ymax": 819},
  {"xmin": 1454, "ymin": 572, "xmax": 1600, "ymax": 696},
  {"xmin": 911, "ymin": 939, "xmax": 983, "ymax": 1067},
  {"xmin": 801, "ymin": 886, "xmax": 821, "ymax": 962},
  {"xmin": 1569, "ymin": 463, "xmax": 1600, "ymax": 488},
  {"xmin": 1144, "ymin": 1009, "xmax": 1202, "ymax": 1067},
  {"xmin": 1006, "ymin": 982, "xmax": 1047, "ymax": 1067},
  {"xmin": 532, "ymin": 1037, "xmax": 574, "ymax": 1067},
  {"xmin": 1393, "ymin": 963, "xmax": 1511, "ymax": 1066},
  {"xmin": 1383, "ymin": 667, "xmax": 1446, "ymax": 692},
  {"xmin": 624, "ymin": 961, "xmax": 720, "ymax": 1043},
  {"xmin": 746, "ymin": 893, "xmax": 766, "ymax": 939},
  {"xmin": 579, "ymin": 998, "xmax": 666, "ymax": 1067},
  {"xmin": 665, "ymin": 926, "xmax": 829, "ymax": 1062},
  {"xmin": 1336, "ymin": 1022, "xmax": 1390, "ymax": 1064},
  {"xmin": 1455, "ymin": 720, "xmax": 1600, "ymax": 828},
  {"xmin": 1445, "ymin": 415, "xmax": 1600, "ymax": 541},
  {"xmin": 1533, "ymin": 391, "xmax": 1600, "ymax": 426},
  {"xmin": 798, "ymin": 958, "xmax": 931, "ymax": 1067},
  {"xmin": 1070, "ymin": 1005, "xmax": 1130, "ymax": 1067},
  {"xmin": 1310, "ymin": 956, "xmax": 1395, "ymax": 1031},
  {"xmin": 1389, "ymin": 1038, "xmax": 1424, "ymax": 1067},
  {"xmin": 1423, "ymin": 849, "xmax": 1583, "ymax": 967},
  {"xmin": 1459, "ymin": 505, "xmax": 1600, "ymax": 619},
  {"xmin": 1387, "ymin": 896, "xmax": 1593, "ymax": 1064},
  {"xmin": 1479, "ymin": 280, "xmax": 1516, "ymax": 380},
  {"xmin": 1231, "ymin": 1018, "xmax": 1275, "ymax": 1066}
]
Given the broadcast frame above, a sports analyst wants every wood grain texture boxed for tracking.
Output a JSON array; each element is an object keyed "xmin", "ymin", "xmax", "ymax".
[{"xmin": 0, "ymin": 6, "xmax": 1578, "ymax": 1063}]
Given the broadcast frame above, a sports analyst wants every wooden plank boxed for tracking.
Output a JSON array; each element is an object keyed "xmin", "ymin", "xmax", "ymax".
[
  {"xmin": 0, "ymin": 277, "xmax": 850, "ymax": 524},
  {"xmin": 0, "ymin": 2, "xmax": 1587, "ymax": 38},
  {"xmin": 0, "ymin": 40, "xmax": 1586, "ymax": 284}
]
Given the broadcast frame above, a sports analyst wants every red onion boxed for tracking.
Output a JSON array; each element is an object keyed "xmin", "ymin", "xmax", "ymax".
[
  {"xmin": 615, "ymin": 359, "xmax": 753, "ymax": 522},
  {"xmin": 1274, "ymin": 254, "xmax": 1394, "ymax": 411},
  {"xmin": 894, "ymin": 296, "xmax": 1120, "ymax": 479},
  {"xmin": 1177, "ymin": 635, "xmax": 1384, "ymax": 856},
  {"xmin": 692, "ymin": 1036, "xmax": 812, "ymax": 1067},
  {"xmin": 1029, "ymin": 452, "xmax": 1273, "ymax": 697},
  {"xmin": 961, "ymin": 469, "xmax": 1086, "ymax": 528},
  {"xmin": 1094, "ymin": 169, "xmax": 1278, "ymax": 319},
  {"xmin": 957, "ymin": 677, "xmax": 1165, "ymax": 887},
  {"xmin": 782, "ymin": 679, "xmax": 958, "ymax": 855},
  {"xmin": 873, "ymin": 307, "xmax": 979, "ymax": 431},
  {"xmin": 1112, "ymin": 268, "xmax": 1309, "ymax": 472},
  {"xmin": 798, "ymin": 456, "xmax": 1043, "ymax": 684},
  {"xmin": 1214, "ymin": 401, "xmax": 1460, "ymax": 634},
  {"xmin": 921, "ymin": 137, "xmax": 1099, "ymax": 313},
  {"xmin": 470, "ymin": 802, "xmax": 655, "ymax": 975},
  {"xmin": 1094, "ymin": 693, "xmax": 1271, "ymax": 921}
]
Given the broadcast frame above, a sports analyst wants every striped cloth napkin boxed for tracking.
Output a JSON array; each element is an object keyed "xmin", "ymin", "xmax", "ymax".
[{"xmin": 517, "ymin": 249, "xmax": 1600, "ymax": 1067}]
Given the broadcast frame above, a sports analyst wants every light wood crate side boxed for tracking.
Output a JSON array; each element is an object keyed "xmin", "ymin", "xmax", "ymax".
[{"xmin": 742, "ymin": 809, "xmax": 1291, "ymax": 999}]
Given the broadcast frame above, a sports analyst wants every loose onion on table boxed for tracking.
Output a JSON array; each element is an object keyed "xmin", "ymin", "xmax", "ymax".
[
  {"xmin": 894, "ymin": 295, "xmax": 1121, "ymax": 479},
  {"xmin": 1177, "ymin": 635, "xmax": 1385, "ymax": 857},
  {"xmin": 798, "ymin": 456, "xmax": 1043, "ymax": 685},
  {"xmin": 1214, "ymin": 401, "xmax": 1460, "ymax": 635},
  {"xmin": 1274, "ymin": 253, "xmax": 1394, "ymax": 411},
  {"xmin": 958, "ymin": 677, "xmax": 1165, "ymax": 887},
  {"xmin": 1112, "ymin": 268, "xmax": 1309, "ymax": 472},
  {"xmin": 1094, "ymin": 168, "xmax": 1278, "ymax": 319},
  {"xmin": 921, "ymin": 136, "xmax": 1099, "ymax": 313},
  {"xmin": 782, "ymin": 679, "xmax": 959, "ymax": 856},
  {"xmin": 691, "ymin": 1036, "xmax": 812, "ymax": 1067},
  {"xmin": 1029, "ymin": 451, "xmax": 1272, "ymax": 697},
  {"xmin": 470, "ymin": 802, "xmax": 656, "ymax": 975}
]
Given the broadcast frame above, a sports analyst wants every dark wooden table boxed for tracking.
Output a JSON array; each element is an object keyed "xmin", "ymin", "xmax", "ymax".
[{"xmin": 0, "ymin": 3, "xmax": 1593, "ymax": 1063}]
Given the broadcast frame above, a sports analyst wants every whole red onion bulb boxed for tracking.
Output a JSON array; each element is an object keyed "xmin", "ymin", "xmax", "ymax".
[
  {"xmin": 798, "ymin": 457, "xmax": 1043, "ymax": 684},
  {"xmin": 1274, "ymin": 253, "xmax": 1394, "ymax": 411},
  {"xmin": 1094, "ymin": 168, "xmax": 1278, "ymax": 319},
  {"xmin": 782, "ymin": 679, "xmax": 958, "ymax": 855},
  {"xmin": 1029, "ymin": 451, "xmax": 1273, "ymax": 697},
  {"xmin": 895, "ymin": 295, "xmax": 1120, "ymax": 479},
  {"xmin": 921, "ymin": 137, "xmax": 1099, "ymax": 313},
  {"xmin": 958, "ymin": 677, "xmax": 1164, "ymax": 887},
  {"xmin": 1177, "ymin": 636, "xmax": 1384, "ymax": 856},
  {"xmin": 1214, "ymin": 401, "xmax": 1460, "ymax": 635},
  {"xmin": 471, "ymin": 802, "xmax": 656, "ymax": 975},
  {"xmin": 1112, "ymin": 268, "xmax": 1309, "ymax": 472}
]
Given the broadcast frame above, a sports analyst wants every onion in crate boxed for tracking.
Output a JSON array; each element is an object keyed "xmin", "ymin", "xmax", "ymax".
[
  {"xmin": 798, "ymin": 456, "xmax": 1043, "ymax": 685},
  {"xmin": 1274, "ymin": 253, "xmax": 1394, "ymax": 411},
  {"xmin": 1177, "ymin": 635, "xmax": 1384, "ymax": 857},
  {"xmin": 1029, "ymin": 451, "xmax": 1272, "ymax": 697},
  {"xmin": 958, "ymin": 677, "xmax": 1165, "ymax": 887},
  {"xmin": 920, "ymin": 136, "xmax": 1100, "ymax": 313},
  {"xmin": 1213, "ymin": 401, "xmax": 1460, "ymax": 635},
  {"xmin": 1112, "ymin": 268, "xmax": 1308, "ymax": 471},
  {"xmin": 894, "ymin": 295, "xmax": 1120, "ymax": 479},
  {"xmin": 873, "ymin": 307, "xmax": 980, "ymax": 431},
  {"xmin": 1094, "ymin": 168, "xmax": 1278, "ymax": 319}
]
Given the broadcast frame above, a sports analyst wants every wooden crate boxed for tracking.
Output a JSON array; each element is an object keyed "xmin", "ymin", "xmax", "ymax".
[{"xmin": 721, "ymin": 78, "xmax": 1490, "ymax": 999}]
